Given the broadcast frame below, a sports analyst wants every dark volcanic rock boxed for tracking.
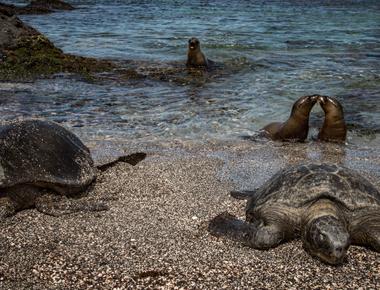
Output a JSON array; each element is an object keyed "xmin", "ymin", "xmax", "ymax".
[
  {"xmin": 28, "ymin": 0, "xmax": 74, "ymax": 11},
  {"xmin": 0, "ymin": 3, "xmax": 19, "ymax": 15},
  {"xmin": 0, "ymin": 10, "xmax": 114, "ymax": 81},
  {"xmin": 0, "ymin": 9, "xmax": 40, "ymax": 51}
]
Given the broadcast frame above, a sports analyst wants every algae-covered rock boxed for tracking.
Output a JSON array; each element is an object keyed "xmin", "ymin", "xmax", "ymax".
[
  {"xmin": 0, "ymin": 10, "xmax": 39, "ymax": 51},
  {"xmin": 29, "ymin": 0, "xmax": 74, "ymax": 11},
  {"xmin": 0, "ymin": 10, "xmax": 114, "ymax": 81}
]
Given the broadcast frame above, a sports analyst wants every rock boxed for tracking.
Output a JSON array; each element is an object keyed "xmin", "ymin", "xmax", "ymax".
[
  {"xmin": 0, "ymin": 9, "xmax": 40, "ymax": 51},
  {"xmin": 28, "ymin": 0, "xmax": 74, "ymax": 11},
  {"xmin": 0, "ymin": 10, "xmax": 114, "ymax": 81}
]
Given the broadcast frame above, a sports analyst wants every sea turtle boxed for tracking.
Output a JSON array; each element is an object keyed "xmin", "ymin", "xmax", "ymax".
[
  {"xmin": 0, "ymin": 119, "xmax": 146, "ymax": 218},
  {"xmin": 208, "ymin": 163, "xmax": 380, "ymax": 265}
]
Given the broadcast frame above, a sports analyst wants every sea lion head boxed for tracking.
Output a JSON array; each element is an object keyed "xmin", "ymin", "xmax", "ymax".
[
  {"xmin": 188, "ymin": 37, "xmax": 201, "ymax": 51},
  {"xmin": 318, "ymin": 95, "xmax": 344, "ymax": 119},
  {"xmin": 290, "ymin": 95, "xmax": 319, "ymax": 119}
]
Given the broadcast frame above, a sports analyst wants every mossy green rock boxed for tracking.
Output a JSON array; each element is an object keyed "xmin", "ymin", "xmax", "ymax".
[{"xmin": 0, "ymin": 10, "xmax": 114, "ymax": 81}]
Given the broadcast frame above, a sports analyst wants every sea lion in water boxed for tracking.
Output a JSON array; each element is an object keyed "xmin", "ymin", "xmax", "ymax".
[
  {"xmin": 317, "ymin": 95, "xmax": 347, "ymax": 143},
  {"xmin": 260, "ymin": 95, "xmax": 318, "ymax": 141},
  {"xmin": 186, "ymin": 37, "xmax": 210, "ymax": 68}
]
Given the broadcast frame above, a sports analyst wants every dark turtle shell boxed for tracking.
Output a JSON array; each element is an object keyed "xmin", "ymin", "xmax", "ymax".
[
  {"xmin": 247, "ymin": 163, "xmax": 380, "ymax": 212},
  {"xmin": 0, "ymin": 119, "xmax": 96, "ymax": 195}
]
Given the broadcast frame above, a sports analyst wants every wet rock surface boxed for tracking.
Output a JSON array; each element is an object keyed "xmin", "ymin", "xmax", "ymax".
[
  {"xmin": 0, "ymin": 139, "xmax": 379, "ymax": 289},
  {"xmin": 0, "ymin": 10, "xmax": 115, "ymax": 81},
  {"xmin": 0, "ymin": 8, "xmax": 39, "ymax": 51}
]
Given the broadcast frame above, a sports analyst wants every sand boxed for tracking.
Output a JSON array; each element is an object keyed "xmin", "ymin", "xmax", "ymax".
[{"xmin": 0, "ymin": 139, "xmax": 379, "ymax": 289}]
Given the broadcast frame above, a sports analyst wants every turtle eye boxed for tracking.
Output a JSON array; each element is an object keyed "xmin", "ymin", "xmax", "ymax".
[{"xmin": 316, "ymin": 233, "xmax": 330, "ymax": 249}]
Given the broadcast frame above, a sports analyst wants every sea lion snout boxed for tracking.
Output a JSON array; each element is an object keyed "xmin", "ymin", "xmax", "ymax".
[
  {"xmin": 188, "ymin": 37, "xmax": 200, "ymax": 50},
  {"xmin": 317, "ymin": 95, "xmax": 339, "ymax": 108},
  {"xmin": 317, "ymin": 95, "xmax": 327, "ymax": 105},
  {"xmin": 294, "ymin": 95, "xmax": 318, "ymax": 113}
]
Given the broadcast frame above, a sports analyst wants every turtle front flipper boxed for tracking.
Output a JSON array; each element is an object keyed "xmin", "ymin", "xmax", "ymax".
[
  {"xmin": 349, "ymin": 209, "xmax": 380, "ymax": 252},
  {"xmin": 208, "ymin": 212, "xmax": 285, "ymax": 249},
  {"xmin": 35, "ymin": 194, "xmax": 108, "ymax": 217},
  {"xmin": 0, "ymin": 197, "xmax": 16, "ymax": 218},
  {"xmin": 249, "ymin": 222, "xmax": 285, "ymax": 249}
]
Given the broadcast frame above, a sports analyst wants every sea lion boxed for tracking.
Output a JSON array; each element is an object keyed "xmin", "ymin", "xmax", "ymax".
[
  {"xmin": 317, "ymin": 95, "xmax": 347, "ymax": 143},
  {"xmin": 260, "ymin": 95, "xmax": 318, "ymax": 141},
  {"xmin": 186, "ymin": 37, "xmax": 209, "ymax": 68}
]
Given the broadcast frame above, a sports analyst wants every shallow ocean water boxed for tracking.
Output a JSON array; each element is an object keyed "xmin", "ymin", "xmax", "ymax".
[{"xmin": 0, "ymin": 0, "xmax": 379, "ymax": 145}]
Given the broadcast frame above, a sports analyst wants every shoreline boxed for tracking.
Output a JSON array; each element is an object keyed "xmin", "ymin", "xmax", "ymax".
[
  {"xmin": 0, "ymin": 1, "xmax": 379, "ymax": 288},
  {"xmin": 1, "ymin": 139, "xmax": 379, "ymax": 289}
]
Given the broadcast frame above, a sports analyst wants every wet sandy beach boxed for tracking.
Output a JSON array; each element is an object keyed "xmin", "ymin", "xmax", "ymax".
[{"xmin": 0, "ymin": 139, "xmax": 379, "ymax": 289}]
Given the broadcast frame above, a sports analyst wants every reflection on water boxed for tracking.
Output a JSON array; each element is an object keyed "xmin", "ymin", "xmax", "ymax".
[{"xmin": 0, "ymin": 0, "xmax": 379, "ymax": 146}]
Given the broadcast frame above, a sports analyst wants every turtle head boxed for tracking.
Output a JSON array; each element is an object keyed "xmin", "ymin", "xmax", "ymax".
[
  {"xmin": 290, "ymin": 95, "xmax": 318, "ymax": 119},
  {"xmin": 188, "ymin": 37, "xmax": 201, "ymax": 51},
  {"xmin": 303, "ymin": 215, "xmax": 350, "ymax": 265}
]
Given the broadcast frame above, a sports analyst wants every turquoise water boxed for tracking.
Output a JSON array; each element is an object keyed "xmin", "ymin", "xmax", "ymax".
[{"xmin": 1, "ymin": 0, "xmax": 379, "ymax": 144}]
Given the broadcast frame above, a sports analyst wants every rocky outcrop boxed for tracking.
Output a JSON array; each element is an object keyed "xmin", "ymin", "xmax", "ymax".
[
  {"xmin": 0, "ymin": 10, "xmax": 114, "ymax": 81},
  {"xmin": 0, "ymin": 9, "xmax": 40, "ymax": 51},
  {"xmin": 28, "ymin": 0, "xmax": 74, "ymax": 11}
]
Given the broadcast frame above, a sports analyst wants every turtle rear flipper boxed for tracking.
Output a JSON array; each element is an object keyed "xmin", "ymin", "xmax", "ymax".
[
  {"xmin": 230, "ymin": 190, "xmax": 258, "ymax": 200},
  {"xmin": 208, "ymin": 212, "xmax": 257, "ymax": 245},
  {"xmin": 35, "ymin": 194, "xmax": 108, "ymax": 217}
]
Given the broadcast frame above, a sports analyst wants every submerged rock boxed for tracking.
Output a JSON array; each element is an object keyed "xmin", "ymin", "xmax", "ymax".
[{"xmin": 29, "ymin": 0, "xmax": 74, "ymax": 11}]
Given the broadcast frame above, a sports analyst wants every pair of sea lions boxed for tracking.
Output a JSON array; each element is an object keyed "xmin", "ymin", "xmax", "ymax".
[{"xmin": 261, "ymin": 95, "xmax": 347, "ymax": 143}]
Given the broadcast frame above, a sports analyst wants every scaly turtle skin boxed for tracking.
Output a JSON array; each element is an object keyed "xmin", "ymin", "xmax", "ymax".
[
  {"xmin": 0, "ymin": 119, "xmax": 146, "ymax": 217},
  {"xmin": 209, "ymin": 163, "xmax": 380, "ymax": 265}
]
